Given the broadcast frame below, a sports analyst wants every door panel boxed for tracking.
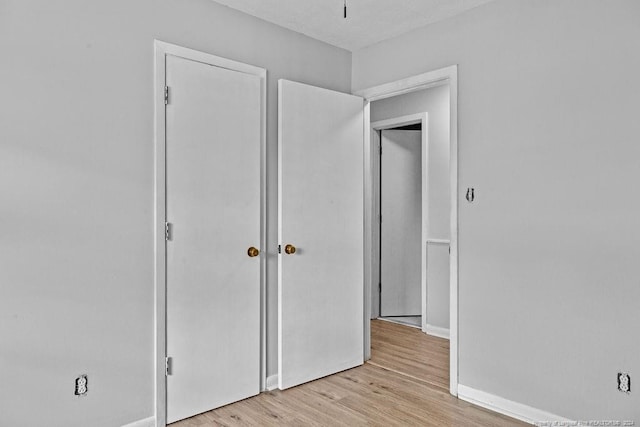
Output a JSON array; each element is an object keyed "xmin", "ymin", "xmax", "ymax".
[
  {"xmin": 380, "ymin": 130, "xmax": 422, "ymax": 316},
  {"xmin": 166, "ymin": 55, "xmax": 261, "ymax": 423},
  {"xmin": 278, "ymin": 79, "xmax": 364, "ymax": 390}
]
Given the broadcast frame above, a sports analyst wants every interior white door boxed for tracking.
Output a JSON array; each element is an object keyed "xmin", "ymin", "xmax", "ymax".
[
  {"xmin": 165, "ymin": 54, "xmax": 261, "ymax": 423},
  {"xmin": 380, "ymin": 130, "xmax": 422, "ymax": 316},
  {"xmin": 278, "ymin": 79, "xmax": 364, "ymax": 390}
]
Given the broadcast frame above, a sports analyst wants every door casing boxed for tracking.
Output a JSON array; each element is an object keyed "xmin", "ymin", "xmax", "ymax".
[
  {"xmin": 354, "ymin": 65, "xmax": 459, "ymax": 396},
  {"xmin": 153, "ymin": 40, "xmax": 267, "ymax": 427}
]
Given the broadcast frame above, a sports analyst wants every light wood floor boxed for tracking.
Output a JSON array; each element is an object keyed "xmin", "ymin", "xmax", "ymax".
[
  {"xmin": 378, "ymin": 315, "xmax": 422, "ymax": 328},
  {"xmin": 171, "ymin": 320, "xmax": 526, "ymax": 426}
]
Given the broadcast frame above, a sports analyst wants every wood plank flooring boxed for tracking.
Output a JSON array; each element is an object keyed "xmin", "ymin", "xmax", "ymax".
[
  {"xmin": 378, "ymin": 316, "xmax": 422, "ymax": 328},
  {"xmin": 171, "ymin": 320, "xmax": 526, "ymax": 426},
  {"xmin": 370, "ymin": 319, "xmax": 450, "ymax": 392}
]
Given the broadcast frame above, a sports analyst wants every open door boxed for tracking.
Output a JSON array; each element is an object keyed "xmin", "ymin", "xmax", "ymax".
[
  {"xmin": 379, "ymin": 129, "xmax": 423, "ymax": 317},
  {"xmin": 278, "ymin": 79, "xmax": 364, "ymax": 390}
]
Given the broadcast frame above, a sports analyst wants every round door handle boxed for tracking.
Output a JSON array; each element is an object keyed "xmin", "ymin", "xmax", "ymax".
[
  {"xmin": 247, "ymin": 247, "xmax": 260, "ymax": 257},
  {"xmin": 284, "ymin": 244, "xmax": 296, "ymax": 255}
]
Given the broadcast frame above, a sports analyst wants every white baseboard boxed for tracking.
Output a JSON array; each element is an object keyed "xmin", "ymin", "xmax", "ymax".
[
  {"xmin": 121, "ymin": 416, "xmax": 155, "ymax": 427},
  {"xmin": 457, "ymin": 384, "xmax": 570, "ymax": 425},
  {"xmin": 266, "ymin": 374, "xmax": 279, "ymax": 391},
  {"xmin": 425, "ymin": 324, "xmax": 450, "ymax": 339}
]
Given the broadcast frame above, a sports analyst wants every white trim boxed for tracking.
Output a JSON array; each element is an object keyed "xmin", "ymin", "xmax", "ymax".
[
  {"xmin": 457, "ymin": 385, "xmax": 571, "ymax": 425},
  {"xmin": 265, "ymin": 374, "xmax": 279, "ymax": 391},
  {"xmin": 154, "ymin": 40, "xmax": 267, "ymax": 427},
  {"xmin": 153, "ymin": 40, "xmax": 167, "ymax": 427},
  {"xmin": 121, "ymin": 417, "xmax": 155, "ymax": 427},
  {"xmin": 371, "ymin": 113, "xmax": 425, "ymax": 130},
  {"xmin": 426, "ymin": 238, "xmax": 450, "ymax": 245},
  {"xmin": 371, "ymin": 113, "xmax": 429, "ymax": 333},
  {"xmin": 154, "ymin": 40, "xmax": 266, "ymax": 77},
  {"xmin": 354, "ymin": 66, "xmax": 455, "ymax": 102},
  {"xmin": 358, "ymin": 65, "xmax": 459, "ymax": 396},
  {"xmin": 363, "ymin": 101, "xmax": 372, "ymax": 360},
  {"xmin": 448, "ymin": 66, "xmax": 459, "ymax": 397},
  {"xmin": 425, "ymin": 324, "xmax": 450, "ymax": 340}
]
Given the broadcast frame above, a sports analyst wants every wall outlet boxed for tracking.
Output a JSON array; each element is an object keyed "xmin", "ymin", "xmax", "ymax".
[
  {"xmin": 618, "ymin": 372, "xmax": 630, "ymax": 394},
  {"xmin": 75, "ymin": 375, "xmax": 88, "ymax": 396}
]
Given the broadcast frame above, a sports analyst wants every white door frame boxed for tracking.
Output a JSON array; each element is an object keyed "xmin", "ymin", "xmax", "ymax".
[
  {"xmin": 354, "ymin": 65, "xmax": 459, "ymax": 396},
  {"xmin": 153, "ymin": 40, "xmax": 267, "ymax": 427},
  {"xmin": 371, "ymin": 113, "xmax": 428, "ymax": 328}
]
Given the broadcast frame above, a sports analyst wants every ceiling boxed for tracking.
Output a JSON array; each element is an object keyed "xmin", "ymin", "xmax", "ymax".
[{"xmin": 212, "ymin": 0, "xmax": 496, "ymax": 51}]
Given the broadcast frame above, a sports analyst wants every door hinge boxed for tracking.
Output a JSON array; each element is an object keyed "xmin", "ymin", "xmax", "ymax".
[
  {"xmin": 164, "ymin": 86, "xmax": 169, "ymax": 105},
  {"xmin": 278, "ymin": 244, "xmax": 281, "ymax": 254},
  {"xmin": 165, "ymin": 222, "xmax": 172, "ymax": 241},
  {"xmin": 165, "ymin": 357, "xmax": 172, "ymax": 376}
]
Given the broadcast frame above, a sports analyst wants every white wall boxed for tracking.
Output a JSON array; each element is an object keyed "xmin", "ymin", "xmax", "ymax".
[
  {"xmin": 355, "ymin": 0, "xmax": 640, "ymax": 420},
  {"xmin": 372, "ymin": 86, "xmax": 451, "ymax": 329},
  {"xmin": 0, "ymin": 1, "xmax": 350, "ymax": 426}
]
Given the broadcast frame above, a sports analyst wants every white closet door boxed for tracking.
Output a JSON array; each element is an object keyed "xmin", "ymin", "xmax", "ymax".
[
  {"xmin": 165, "ymin": 54, "xmax": 261, "ymax": 423},
  {"xmin": 278, "ymin": 79, "xmax": 364, "ymax": 390},
  {"xmin": 380, "ymin": 130, "xmax": 422, "ymax": 316}
]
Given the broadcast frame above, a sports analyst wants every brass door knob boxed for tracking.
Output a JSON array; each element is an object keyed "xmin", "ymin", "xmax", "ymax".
[
  {"xmin": 284, "ymin": 244, "xmax": 296, "ymax": 255},
  {"xmin": 247, "ymin": 247, "xmax": 260, "ymax": 257}
]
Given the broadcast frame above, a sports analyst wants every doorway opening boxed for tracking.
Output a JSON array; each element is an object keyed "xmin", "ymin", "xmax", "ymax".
[
  {"xmin": 357, "ymin": 65, "xmax": 458, "ymax": 395},
  {"xmin": 379, "ymin": 121, "xmax": 423, "ymax": 329},
  {"xmin": 374, "ymin": 117, "xmax": 427, "ymax": 331},
  {"xmin": 373, "ymin": 83, "xmax": 451, "ymax": 341}
]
